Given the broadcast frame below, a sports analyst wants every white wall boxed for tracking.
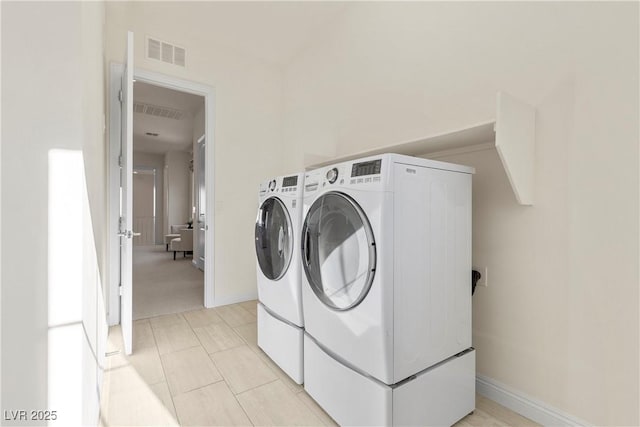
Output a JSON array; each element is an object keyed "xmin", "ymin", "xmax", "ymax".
[
  {"xmin": 282, "ymin": 3, "xmax": 639, "ymax": 425},
  {"xmin": 1, "ymin": 1, "xmax": 108, "ymax": 425},
  {"xmin": 133, "ymin": 151, "xmax": 165, "ymax": 244},
  {"xmin": 164, "ymin": 151, "xmax": 191, "ymax": 231},
  {"xmin": 106, "ymin": 2, "xmax": 284, "ymax": 303}
]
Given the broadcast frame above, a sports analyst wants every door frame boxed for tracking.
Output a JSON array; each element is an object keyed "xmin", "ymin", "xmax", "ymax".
[{"xmin": 108, "ymin": 63, "xmax": 216, "ymax": 325}]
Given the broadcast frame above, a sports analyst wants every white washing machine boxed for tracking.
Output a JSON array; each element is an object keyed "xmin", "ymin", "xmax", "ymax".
[
  {"xmin": 255, "ymin": 173, "xmax": 304, "ymax": 384},
  {"xmin": 301, "ymin": 154, "xmax": 475, "ymax": 426}
]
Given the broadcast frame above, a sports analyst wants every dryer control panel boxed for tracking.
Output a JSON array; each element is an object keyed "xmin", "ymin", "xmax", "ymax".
[
  {"xmin": 303, "ymin": 153, "xmax": 472, "ymax": 196},
  {"xmin": 349, "ymin": 159, "xmax": 383, "ymax": 185},
  {"xmin": 305, "ymin": 157, "xmax": 385, "ymax": 193},
  {"xmin": 351, "ymin": 159, "xmax": 382, "ymax": 178}
]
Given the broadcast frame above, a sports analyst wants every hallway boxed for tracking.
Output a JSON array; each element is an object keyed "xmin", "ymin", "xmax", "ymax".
[{"xmin": 133, "ymin": 245, "xmax": 204, "ymax": 320}]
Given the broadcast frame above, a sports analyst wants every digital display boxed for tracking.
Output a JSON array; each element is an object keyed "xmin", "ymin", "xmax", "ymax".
[
  {"xmin": 351, "ymin": 160, "xmax": 382, "ymax": 177},
  {"xmin": 282, "ymin": 176, "xmax": 298, "ymax": 187}
]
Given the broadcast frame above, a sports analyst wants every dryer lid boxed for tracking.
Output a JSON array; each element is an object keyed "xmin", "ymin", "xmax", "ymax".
[
  {"xmin": 302, "ymin": 192, "xmax": 376, "ymax": 311},
  {"xmin": 255, "ymin": 196, "xmax": 293, "ymax": 281}
]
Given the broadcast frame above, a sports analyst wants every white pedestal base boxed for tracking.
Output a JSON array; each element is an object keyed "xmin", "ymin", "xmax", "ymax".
[
  {"xmin": 257, "ymin": 303, "xmax": 304, "ymax": 384},
  {"xmin": 304, "ymin": 334, "xmax": 475, "ymax": 426}
]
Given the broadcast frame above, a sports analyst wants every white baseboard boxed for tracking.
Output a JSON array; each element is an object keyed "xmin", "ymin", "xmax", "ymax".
[
  {"xmin": 476, "ymin": 375, "xmax": 591, "ymax": 427},
  {"xmin": 213, "ymin": 291, "xmax": 258, "ymax": 307}
]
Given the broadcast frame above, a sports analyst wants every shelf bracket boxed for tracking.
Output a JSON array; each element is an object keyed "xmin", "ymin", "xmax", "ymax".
[{"xmin": 495, "ymin": 91, "xmax": 536, "ymax": 206}]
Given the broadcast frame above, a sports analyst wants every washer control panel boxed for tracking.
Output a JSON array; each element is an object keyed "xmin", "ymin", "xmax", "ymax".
[
  {"xmin": 280, "ymin": 175, "xmax": 299, "ymax": 193},
  {"xmin": 260, "ymin": 174, "xmax": 301, "ymax": 196}
]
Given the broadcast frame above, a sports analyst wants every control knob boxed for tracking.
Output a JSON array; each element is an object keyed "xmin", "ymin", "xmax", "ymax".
[{"xmin": 326, "ymin": 168, "xmax": 339, "ymax": 184}]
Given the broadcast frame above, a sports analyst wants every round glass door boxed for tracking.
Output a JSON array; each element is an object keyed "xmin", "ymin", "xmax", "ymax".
[
  {"xmin": 301, "ymin": 192, "xmax": 376, "ymax": 310},
  {"xmin": 255, "ymin": 197, "xmax": 293, "ymax": 280}
]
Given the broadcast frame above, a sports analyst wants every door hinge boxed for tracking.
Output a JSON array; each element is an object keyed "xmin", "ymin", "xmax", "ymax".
[
  {"xmin": 118, "ymin": 90, "xmax": 123, "ymax": 103},
  {"xmin": 119, "ymin": 285, "xmax": 124, "ymax": 296},
  {"xmin": 118, "ymin": 154, "xmax": 123, "ymax": 167}
]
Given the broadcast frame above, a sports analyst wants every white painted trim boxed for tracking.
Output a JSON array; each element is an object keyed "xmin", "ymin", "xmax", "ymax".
[
  {"xmin": 212, "ymin": 291, "xmax": 258, "ymax": 308},
  {"xmin": 107, "ymin": 63, "xmax": 216, "ymax": 327},
  {"xmin": 476, "ymin": 375, "xmax": 591, "ymax": 427},
  {"xmin": 425, "ymin": 141, "xmax": 495, "ymax": 160}
]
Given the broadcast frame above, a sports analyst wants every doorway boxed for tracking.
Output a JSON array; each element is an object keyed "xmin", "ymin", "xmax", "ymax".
[
  {"xmin": 129, "ymin": 81, "xmax": 206, "ymax": 319},
  {"xmin": 108, "ymin": 64, "xmax": 216, "ymax": 330}
]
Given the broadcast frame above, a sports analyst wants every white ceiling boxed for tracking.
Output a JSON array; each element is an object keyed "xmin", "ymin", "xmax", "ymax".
[{"xmin": 133, "ymin": 81, "xmax": 204, "ymax": 154}]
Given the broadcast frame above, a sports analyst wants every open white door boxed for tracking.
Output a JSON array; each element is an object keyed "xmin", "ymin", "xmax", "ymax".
[{"xmin": 119, "ymin": 31, "xmax": 134, "ymax": 355}]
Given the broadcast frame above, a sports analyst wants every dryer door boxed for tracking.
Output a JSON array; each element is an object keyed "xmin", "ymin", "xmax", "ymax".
[
  {"xmin": 302, "ymin": 192, "xmax": 376, "ymax": 310},
  {"xmin": 255, "ymin": 197, "xmax": 293, "ymax": 280}
]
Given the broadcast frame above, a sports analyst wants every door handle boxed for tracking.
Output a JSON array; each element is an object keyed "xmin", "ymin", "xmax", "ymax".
[
  {"xmin": 117, "ymin": 230, "xmax": 141, "ymax": 239},
  {"xmin": 277, "ymin": 228, "xmax": 285, "ymax": 256},
  {"xmin": 303, "ymin": 229, "xmax": 311, "ymax": 266}
]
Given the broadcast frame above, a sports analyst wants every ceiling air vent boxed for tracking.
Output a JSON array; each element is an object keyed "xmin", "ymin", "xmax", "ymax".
[
  {"xmin": 146, "ymin": 36, "xmax": 186, "ymax": 68},
  {"xmin": 133, "ymin": 102, "xmax": 184, "ymax": 120}
]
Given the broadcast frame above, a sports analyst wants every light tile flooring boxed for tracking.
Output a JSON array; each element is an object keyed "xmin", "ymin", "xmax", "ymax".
[{"xmin": 100, "ymin": 301, "xmax": 539, "ymax": 427}]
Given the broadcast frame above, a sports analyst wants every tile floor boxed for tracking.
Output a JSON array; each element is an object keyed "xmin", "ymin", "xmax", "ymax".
[{"xmin": 100, "ymin": 301, "xmax": 539, "ymax": 427}]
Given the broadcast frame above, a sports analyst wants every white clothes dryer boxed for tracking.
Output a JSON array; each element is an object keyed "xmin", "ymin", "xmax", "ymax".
[
  {"xmin": 301, "ymin": 154, "xmax": 475, "ymax": 426},
  {"xmin": 255, "ymin": 173, "xmax": 304, "ymax": 384}
]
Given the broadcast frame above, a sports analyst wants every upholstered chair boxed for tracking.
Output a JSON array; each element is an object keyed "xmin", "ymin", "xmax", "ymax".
[{"xmin": 169, "ymin": 228, "xmax": 193, "ymax": 260}]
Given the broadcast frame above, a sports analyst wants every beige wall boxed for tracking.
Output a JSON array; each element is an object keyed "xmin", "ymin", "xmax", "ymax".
[
  {"xmin": 1, "ymin": 1, "xmax": 108, "ymax": 424},
  {"xmin": 81, "ymin": 1, "xmax": 108, "ymax": 284},
  {"xmin": 106, "ymin": 2, "xmax": 284, "ymax": 303},
  {"xmin": 282, "ymin": 2, "xmax": 639, "ymax": 425}
]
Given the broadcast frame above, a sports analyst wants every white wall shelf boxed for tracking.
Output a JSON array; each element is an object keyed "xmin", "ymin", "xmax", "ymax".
[{"xmin": 306, "ymin": 91, "xmax": 536, "ymax": 205}]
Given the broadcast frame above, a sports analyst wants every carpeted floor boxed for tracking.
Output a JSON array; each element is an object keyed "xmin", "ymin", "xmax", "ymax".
[{"xmin": 133, "ymin": 245, "xmax": 204, "ymax": 320}]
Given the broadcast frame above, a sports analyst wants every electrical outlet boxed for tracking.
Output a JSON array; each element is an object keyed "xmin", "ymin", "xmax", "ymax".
[{"xmin": 472, "ymin": 266, "xmax": 488, "ymax": 287}]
